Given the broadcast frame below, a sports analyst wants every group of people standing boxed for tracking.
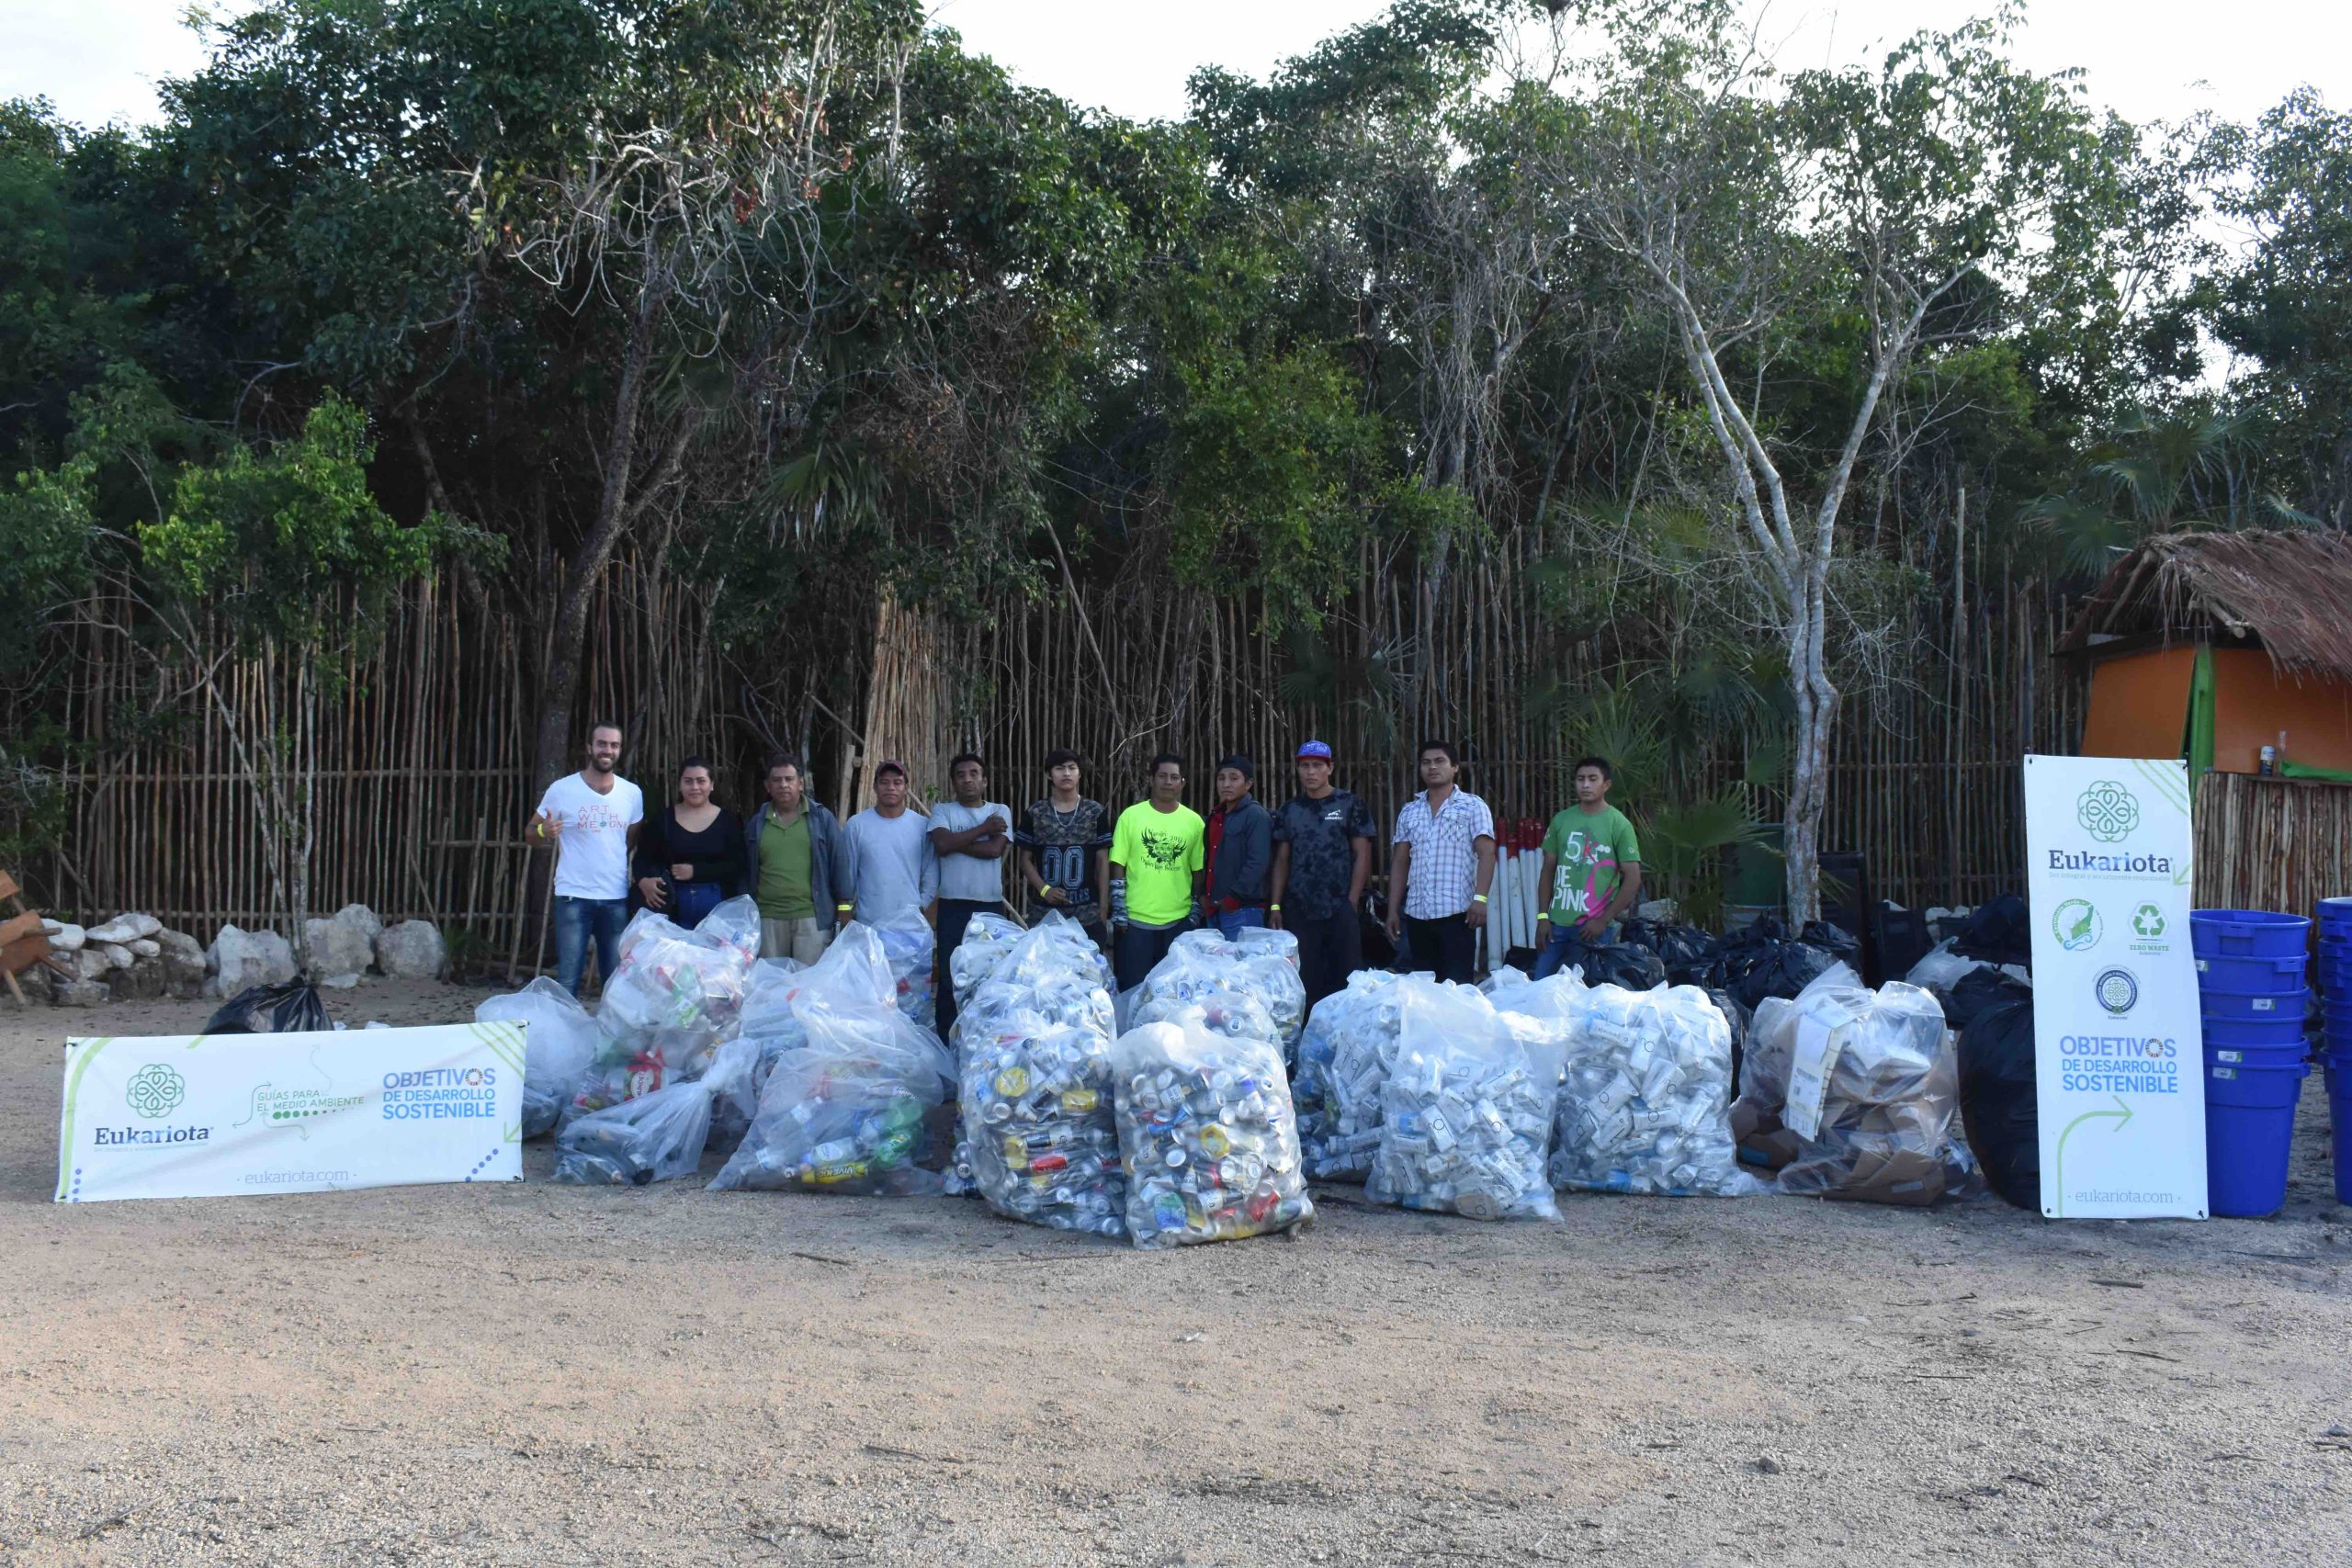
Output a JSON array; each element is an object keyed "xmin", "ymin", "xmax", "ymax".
[{"xmin": 528, "ymin": 725, "xmax": 1647, "ymax": 1029}]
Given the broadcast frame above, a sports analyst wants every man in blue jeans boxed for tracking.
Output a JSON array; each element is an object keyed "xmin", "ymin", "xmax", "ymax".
[
  {"xmin": 1204, "ymin": 754, "xmax": 1272, "ymax": 939},
  {"xmin": 529, "ymin": 721, "xmax": 645, "ymax": 997}
]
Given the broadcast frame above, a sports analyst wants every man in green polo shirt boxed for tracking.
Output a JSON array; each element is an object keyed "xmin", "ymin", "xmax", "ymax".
[
  {"xmin": 1532, "ymin": 755, "xmax": 1643, "ymax": 980},
  {"xmin": 1109, "ymin": 751, "xmax": 1205, "ymax": 990},
  {"xmin": 744, "ymin": 751, "xmax": 851, "ymax": 964}
]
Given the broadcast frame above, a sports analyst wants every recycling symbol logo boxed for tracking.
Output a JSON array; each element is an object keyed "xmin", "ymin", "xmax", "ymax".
[
  {"xmin": 127, "ymin": 1063, "xmax": 187, "ymax": 1119},
  {"xmin": 2075, "ymin": 781, "xmax": 2141, "ymax": 844},
  {"xmin": 2132, "ymin": 903, "xmax": 2166, "ymax": 939}
]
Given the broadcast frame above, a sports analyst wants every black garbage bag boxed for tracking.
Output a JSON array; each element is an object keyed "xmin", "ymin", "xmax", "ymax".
[
  {"xmin": 1941, "ymin": 965, "xmax": 2032, "ymax": 1032},
  {"xmin": 1800, "ymin": 920, "xmax": 1860, "ymax": 964},
  {"xmin": 1952, "ymin": 894, "xmax": 2031, "ymax": 969},
  {"xmin": 1957, "ymin": 997, "xmax": 2038, "ymax": 1211},
  {"xmin": 1560, "ymin": 939, "xmax": 1667, "ymax": 991},
  {"xmin": 204, "ymin": 981, "xmax": 333, "ymax": 1034},
  {"xmin": 1621, "ymin": 919, "xmax": 1723, "ymax": 986},
  {"xmin": 1707, "ymin": 986, "xmax": 1750, "ymax": 1089}
]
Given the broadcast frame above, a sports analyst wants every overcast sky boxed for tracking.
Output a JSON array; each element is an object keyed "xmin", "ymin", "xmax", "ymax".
[{"xmin": 4, "ymin": 0, "xmax": 2338, "ymax": 134}]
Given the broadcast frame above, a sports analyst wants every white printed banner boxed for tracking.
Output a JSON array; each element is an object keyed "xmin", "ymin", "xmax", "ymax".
[
  {"xmin": 57, "ymin": 1022, "xmax": 525, "ymax": 1202},
  {"xmin": 2024, "ymin": 755, "xmax": 2206, "ymax": 1219}
]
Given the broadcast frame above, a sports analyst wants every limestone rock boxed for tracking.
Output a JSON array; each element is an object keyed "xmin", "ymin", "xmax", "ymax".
[
  {"xmin": 17, "ymin": 962, "xmax": 51, "ymax": 1004},
  {"xmin": 54, "ymin": 977, "xmax": 109, "ymax": 1008},
  {"xmin": 129, "ymin": 938, "xmax": 160, "ymax": 959},
  {"xmin": 332, "ymin": 903, "xmax": 382, "ymax": 945},
  {"xmin": 74, "ymin": 949, "xmax": 112, "ymax": 983},
  {"xmin": 207, "ymin": 924, "xmax": 298, "ymax": 997},
  {"xmin": 100, "ymin": 943, "xmax": 135, "ymax": 972},
  {"xmin": 85, "ymin": 916, "xmax": 146, "ymax": 946},
  {"xmin": 155, "ymin": 930, "xmax": 208, "ymax": 999},
  {"xmin": 372, "ymin": 919, "xmax": 446, "ymax": 981},
  {"xmin": 303, "ymin": 915, "xmax": 374, "ymax": 984},
  {"xmin": 111, "ymin": 961, "xmax": 165, "ymax": 1001},
  {"xmin": 48, "ymin": 923, "xmax": 85, "ymax": 953}
]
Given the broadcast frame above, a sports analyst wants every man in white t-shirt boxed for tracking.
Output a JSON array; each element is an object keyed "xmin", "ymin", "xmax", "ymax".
[
  {"xmin": 529, "ymin": 721, "xmax": 645, "ymax": 997},
  {"xmin": 927, "ymin": 751, "xmax": 1011, "ymax": 1039}
]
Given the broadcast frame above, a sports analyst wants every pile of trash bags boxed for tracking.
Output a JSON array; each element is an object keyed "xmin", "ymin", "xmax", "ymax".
[
  {"xmin": 1709, "ymin": 916, "xmax": 1849, "ymax": 1012},
  {"xmin": 1366, "ymin": 980, "xmax": 1562, "ymax": 1220},
  {"xmin": 1129, "ymin": 928, "xmax": 1307, "ymax": 1058},
  {"xmin": 948, "ymin": 914, "xmax": 1125, "ymax": 1235},
  {"xmin": 1293, "ymin": 969, "xmax": 1407, "ymax": 1179},
  {"xmin": 1111, "ymin": 1005, "xmax": 1312, "ymax": 1247},
  {"xmin": 706, "ymin": 922, "xmax": 956, "ymax": 1194},
  {"xmin": 1733, "ymin": 964, "xmax": 1962, "ymax": 1205}
]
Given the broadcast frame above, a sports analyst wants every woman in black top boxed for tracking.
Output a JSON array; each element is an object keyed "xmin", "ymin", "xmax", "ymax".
[{"xmin": 634, "ymin": 757, "xmax": 746, "ymax": 928}]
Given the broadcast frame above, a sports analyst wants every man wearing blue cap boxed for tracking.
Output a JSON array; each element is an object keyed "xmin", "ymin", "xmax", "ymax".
[{"xmin": 1270, "ymin": 739, "xmax": 1375, "ymax": 1007}]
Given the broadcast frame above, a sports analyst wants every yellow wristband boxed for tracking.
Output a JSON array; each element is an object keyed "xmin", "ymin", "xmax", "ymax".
[
  {"xmin": 1473, "ymin": 894, "xmax": 1488, "ymax": 904},
  {"xmin": 1268, "ymin": 904, "xmax": 1281, "ymax": 913}
]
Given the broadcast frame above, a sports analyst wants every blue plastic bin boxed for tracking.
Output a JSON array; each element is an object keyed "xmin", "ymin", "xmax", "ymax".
[
  {"xmin": 2199, "ymin": 986, "xmax": 2310, "ymax": 1021},
  {"xmin": 2327, "ymin": 1060, "xmax": 2352, "ymax": 1207},
  {"xmin": 2192, "ymin": 909, "xmax": 2312, "ymax": 958},
  {"xmin": 2195, "ymin": 951, "xmax": 2308, "ymax": 991},
  {"xmin": 2202, "ymin": 1011, "xmax": 2309, "ymax": 1048},
  {"xmin": 2314, "ymin": 896, "xmax": 2352, "ymax": 930},
  {"xmin": 2203, "ymin": 1058, "xmax": 2308, "ymax": 1218}
]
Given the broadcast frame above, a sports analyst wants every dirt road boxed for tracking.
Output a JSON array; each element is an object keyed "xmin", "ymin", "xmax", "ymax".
[{"xmin": 1, "ymin": 982, "xmax": 2346, "ymax": 1565}]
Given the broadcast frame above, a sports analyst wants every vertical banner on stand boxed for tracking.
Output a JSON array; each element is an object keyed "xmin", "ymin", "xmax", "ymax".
[{"xmin": 2024, "ymin": 755, "xmax": 2207, "ymax": 1219}]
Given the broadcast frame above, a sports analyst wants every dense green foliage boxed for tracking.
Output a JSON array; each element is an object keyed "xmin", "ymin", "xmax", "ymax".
[{"xmin": 0, "ymin": 0, "xmax": 2345, "ymax": 910}]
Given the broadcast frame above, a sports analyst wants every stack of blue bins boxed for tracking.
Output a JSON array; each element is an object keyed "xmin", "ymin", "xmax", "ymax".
[
  {"xmin": 2192, "ymin": 908, "xmax": 2311, "ymax": 1216},
  {"xmin": 2316, "ymin": 897, "xmax": 2352, "ymax": 1205}
]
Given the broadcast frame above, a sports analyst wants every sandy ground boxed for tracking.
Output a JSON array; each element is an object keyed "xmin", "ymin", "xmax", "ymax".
[{"xmin": 0, "ymin": 981, "xmax": 2346, "ymax": 1567}]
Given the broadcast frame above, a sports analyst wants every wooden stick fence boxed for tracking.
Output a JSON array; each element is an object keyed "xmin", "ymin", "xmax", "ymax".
[
  {"xmin": 2193, "ymin": 772, "xmax": 2352, "ymax": 920},
  {"xmin": 35, "ymin": 527, "xmax": 2079, "ymax": 950}
]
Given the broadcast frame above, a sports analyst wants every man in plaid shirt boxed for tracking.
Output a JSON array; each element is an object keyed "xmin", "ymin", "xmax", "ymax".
[{"xmin": 1383, "ymin": 739, "xmax": 1497, "ymax": 985}]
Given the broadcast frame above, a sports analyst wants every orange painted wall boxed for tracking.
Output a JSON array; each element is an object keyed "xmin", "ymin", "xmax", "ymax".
[
  {"xmin": 2210, "ymin": 649, "xmax": 2352, "ymax": 774},
  {"xmin": 2082, "ymin": 646, "xmax": 2194, "ymax": 758}
]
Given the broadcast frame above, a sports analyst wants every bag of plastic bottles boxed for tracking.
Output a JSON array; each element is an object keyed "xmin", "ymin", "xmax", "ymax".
[
  {"xmin": 1133, "ymin": 928, "xmax": 1307, "ymax": 1057},
  {"xmin": 960, "ymin": 1010, "xmax": 1125, "ymax": 1236},
  {"xmin": 707, "ymin": 987, "xmax": 955, "ymax": 1195},
  {"xmin": 552, "ymin": 1040, "xmax": 759, "ymax": 1185},
  {"xmin": 566, "ymin": 930, "xmax": 753, "ymax": 1122},
  {"xmin": 1367, "ymin": 981, "xmax": 1562, "ymax": 1220},
  {"xmin": 1550, "ymin": 984, "xmax": 1754, "ymax": 1197},
  {"xmin": 475, "ymin": 977, "xmax": 599, "ymax": 1137},
  {"xmin": 1294, "ymin": 970, "xmax": 1406, "ymax": 1179},
  {"xmin": 870, "ymin": 907, "xmax": 938, "ymax": 1025},
  {"xmin": 1110, "ymin": 1008, "xmax": 1313, "ymax": 1248}
]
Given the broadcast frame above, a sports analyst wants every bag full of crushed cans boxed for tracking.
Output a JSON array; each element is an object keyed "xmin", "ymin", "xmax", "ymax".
[
  {"xmin": 1547, "ymin": 982, "xmax": 1756, "ymax": 1197},
  {"xmin": 1367, "ymin": 980, "xmax": 1563, "ymax": 1221},
  {"xmin": 1293, "ymin": 969, "xmax": 1407, "ymax": 1180},
  {"xmin": 1110, "ymin": 1006, "xmax": 1312, "ymax": 1248},
  {"xmin": 1133, "ymin": 928, "xmax": 1307, "ymax": 1058},
  {"xmin": 960, "ymin": 1010, "xmax": 1125, "ymax": 1237}
]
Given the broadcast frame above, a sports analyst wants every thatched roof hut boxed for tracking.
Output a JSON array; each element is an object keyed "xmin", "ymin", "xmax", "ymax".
[
  {"xmin": 2060, "ymin": 530, "xmax": 2352, "ymax": 677},
  {"xmin": 2061, "ymin": 530, "xmax": 2352, "ymax": 777}
]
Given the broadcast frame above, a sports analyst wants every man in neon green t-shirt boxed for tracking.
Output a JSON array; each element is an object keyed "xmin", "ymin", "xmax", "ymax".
[
  {"xmin": 1532, "ymin": 755, "xmax": 1643, "ymax": 980},
  {"xmin": 1109, "ymin": 751, "xmax": 1205, "ymax": 990}
]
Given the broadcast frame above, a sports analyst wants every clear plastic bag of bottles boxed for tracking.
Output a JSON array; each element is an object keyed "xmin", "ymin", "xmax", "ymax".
[
  {"xmin": 707, "ymin": 992, "xmax": 955, "ymax": 1195},
  {"xmin": 1110, "ymin": 1008, "xmax": 1313, "ymax": 1248},
  {"xmin": 871, "ymin": 907, "xmax": 938, "ymax": 1025},
  {"xmin": 1368, "ymin": 981, "xmax": 1563, "ymax": 1220},
  {"xmin": 944, "ymin": 918, "xmax": 1116, "ymax": 1196},
  {"xmin": 475, "ymin": 977, "xmax": 598, "ymax": 1138},
  {"xmin": 960, "ymin": 1011, "xmax": 1125, "ymax": 1237},
  {"xmin": 1134, "ymin": 929, "xmax": 1307, "ymax": 1057},
  {"xmin": 1294, "ymin": 969, "xmax": 1408, "ymax": 1180},
  {"xmin": 1551, "ymin": 984, "xmax": 1756, "ymax": 1197},
  {"xmin": 552, "ymin": 1040, "xmax": 758, "ymax": 1185}
]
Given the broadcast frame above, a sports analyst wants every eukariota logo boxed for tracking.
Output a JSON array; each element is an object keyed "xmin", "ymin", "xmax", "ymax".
[
  {"xmin": 2052, "ymin": 898, "xmax": 2101, "ymax": 952},
  {"xmin": 126, "ymin": 1063, "xmax": 185, "ymax": 1118},
  {"xmin": 2094, "ymin": 966, "xmax": 2141, "ymax": 1017},
  {"xmin": 2075, "ymin": 781, "xmax": 2141, "ymax": 843}
]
